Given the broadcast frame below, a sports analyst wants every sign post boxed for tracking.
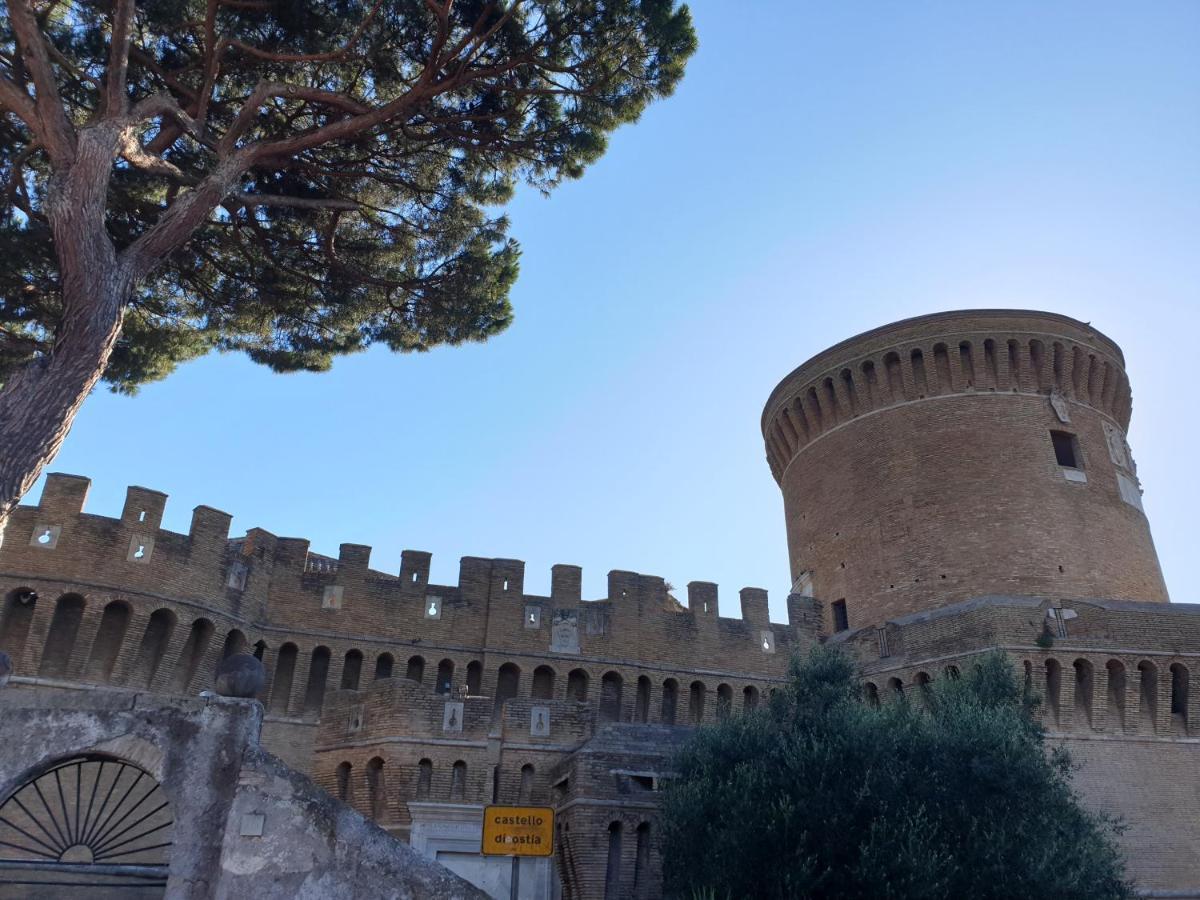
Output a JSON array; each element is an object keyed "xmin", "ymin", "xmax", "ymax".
[{"xmin": 480, "ymin": 805, "xmax": 555, "ymax": 900}]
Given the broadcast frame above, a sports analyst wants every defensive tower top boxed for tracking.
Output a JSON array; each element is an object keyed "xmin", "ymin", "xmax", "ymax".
[
  {"xmin": 761, "ymin": 309, "xmax": 1130, "ymax": 482},
  {"xmin": 761, "ymin": 309, "xmax": 1168, "ymax": 632}
]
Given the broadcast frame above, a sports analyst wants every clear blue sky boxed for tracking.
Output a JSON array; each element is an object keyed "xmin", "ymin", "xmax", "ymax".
[{"xmin": 34, "ymin": 1, "xmax": 1200, "ymax": 622}]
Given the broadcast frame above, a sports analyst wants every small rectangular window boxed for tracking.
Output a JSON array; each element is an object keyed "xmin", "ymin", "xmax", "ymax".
[
  {"xmin": 1050, "ymin": 430, "xmax": 1080, "ymax": 469},
  {"xmin": 832, "ymin": 599, "xmax": 849, "ymax": 632}
]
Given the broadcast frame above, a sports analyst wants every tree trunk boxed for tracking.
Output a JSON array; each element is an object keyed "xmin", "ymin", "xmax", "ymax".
[
  {"xmin": 0, "ymin": 275, "xmax": 128, "ymax": 539},
  {"xmin": 0, "ymin": 126, "xmax": 129, "ymax": 543}
]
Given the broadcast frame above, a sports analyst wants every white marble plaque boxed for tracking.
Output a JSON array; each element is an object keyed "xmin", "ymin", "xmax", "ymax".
[
  {"xmin": 322, "ymin": 585, "xmax": 343, "ymax": 609},
  {"xmin": 550, "ymin": 610, "xmax": 579, "ymax": 653},
  {"xmin": 530, "ymin": 706, "xmax": 550, "ymax": 736},
  {"xmin": 443, "ymin": 701, "xmax": 464, "ymax": 733},
  {"xmin": 29, "ymin": 524, "xmax": 61, "ymax": 550}
]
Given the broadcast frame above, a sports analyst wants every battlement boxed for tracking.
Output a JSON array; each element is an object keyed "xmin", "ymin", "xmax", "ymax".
[
  {"xmin": 761, "ymin": 309, "xmax": 1132, "ymax": 482},
  {"xmin": 0, "ymin": 475, "xmax": 815, "ymax": 679},
  {"xmin": 824, "ymin": 593, "xmax": 1200, "ymax": 742}
]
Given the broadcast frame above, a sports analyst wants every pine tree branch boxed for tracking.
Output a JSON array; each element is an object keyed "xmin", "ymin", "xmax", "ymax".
[
  {"xmin": 4, "ymin": 0, "xmax": 75, "ymax": 162},
  {"xmin": 232, "ymin": 193, "xmax": 359, "ymax": 210},
  {"xmin": 104, "ymin": 0, "xmax": 136, "ymax": 116},
  {"xmin": 0, "ymin": 72, "xmax": 38, "ymax": 128}
]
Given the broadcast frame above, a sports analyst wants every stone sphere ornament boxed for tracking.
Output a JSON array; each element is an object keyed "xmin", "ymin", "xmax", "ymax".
[{"xmin": 214, "ymin": 653, "xmax": 265, "ymax": 699}]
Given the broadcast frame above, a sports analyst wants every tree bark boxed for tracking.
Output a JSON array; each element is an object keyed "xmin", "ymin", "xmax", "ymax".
[
  {"xmin": 0, "ymin": 278, "xmax": 128, "ymax": 537},
  {"xmin": 0, "ymin": 127, "xmax": 130, "ymax": 543}
]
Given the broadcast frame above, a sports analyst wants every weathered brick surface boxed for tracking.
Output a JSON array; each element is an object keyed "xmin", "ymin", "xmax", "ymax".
[
  {"xmin": 762, "ymin": 310, "xmax": 1169, "ymax": 633},
  {"xmin": 831, "ymin": 593, "xmax": 1200, "ymax": 895},
  {"xmin": 0, "ymin": 476, "xmax": 811, "ymax": 899}
]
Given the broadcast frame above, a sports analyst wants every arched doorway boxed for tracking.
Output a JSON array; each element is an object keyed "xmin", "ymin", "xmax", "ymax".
[{"xmin": 0, "ymin": 755, "xmax": 173, "ymax": 896}]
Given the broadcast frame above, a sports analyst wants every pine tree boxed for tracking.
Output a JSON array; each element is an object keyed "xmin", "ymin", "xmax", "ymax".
[{"xmin": 0, "ymin": 0, "xmax": 696, "ymax": 528}]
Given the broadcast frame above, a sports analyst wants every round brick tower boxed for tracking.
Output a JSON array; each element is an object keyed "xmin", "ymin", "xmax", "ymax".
[{"xmin": 761, "ymin": 309, "xmax": 1169, "ymax": 634}]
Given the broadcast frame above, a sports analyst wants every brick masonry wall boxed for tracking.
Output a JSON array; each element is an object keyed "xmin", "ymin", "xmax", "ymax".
[
  {"xmin": 761, "ymin": 310, "xmax": 1169, "ymax": 633},
  {"xmin": 833, "ymin": 594, "xmax": 1200, "ymax": 894},
  {"xmin": 0, "ymin": 474, "xmax": 812, "ymax": 782}
]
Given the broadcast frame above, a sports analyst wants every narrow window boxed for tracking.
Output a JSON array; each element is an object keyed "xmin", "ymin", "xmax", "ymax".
[
  {"xmin": 933, "ymin": 343, "xmax": 953, "ymax": 392},
  {"xmin": 689, "ymin": 681, "xmax": 706, "ymax": 725},
  {"xmin": 519, "ymin": 764, "xmax": 535, "ymax": 803},
  {"xmin": 1171, "ymin": 663, "xmax": 1189, "ymax": 734},
  {"xmin": 436, "ymin": 658, "xmax": 454, "ymax": 694},
  {"xmin": 884, "ymin": 352, "xmax": 904, "ymax": 401},
  {"xmin": 778, "ymin": 409, "xmax": 799, "ymax": 449},
  {"xmin": 373, "ymin": 652, "xmax": 394, "ymax": 680},
  {"xmin": 635, "ymin": 676, "xmax": 651, "ymax": 723},
  {"xmin": 270, "ymin": 643, "xmax": 298, "ymax": 713},
  {"xmin": 39, "ymin": 594, "xmax": 86, "ymax": 679},
  {"xmin": 450, "ymin": 760, "xmax": 467, "ymax": 801},
  {"xmin": 1073, "ymin": 659, "xmax": 1094, "ymax": 728},
  {"xmin": 1045, "ymin": 659, "xmax": 1062, "ymax": 727},
  {"xmin": 743, "ymin": 685, "xmax": 759, "ymax": 712},
  {"xmin": 416, "ymin": 759, "xmax": 432, "ymax": 799},
  {"xmin": 914, "ymin": 672, "xmax": 932, "ymax": 708},
  {"xmin": 1050, "ymin": 430, "xmax": 1081, "ymax": 468},
  {"xmin": 716, "ymin": 684, "xmax": 733, "ymax": 720},
  {"xmin": 466, "ymin": 660, "xmax": 483, "ymax": 695},
  {"xmin": 832, "ymin": 599, "xmax": 849, "ymax": 633},
  {"xmin": 341, "ymin": 649, "xmax": 363, "ymax": 690},
  {"xmin": 600, "ymin": 671, "xmax": 623, "ymax": 722},
  {"xmin": 864, "ymin": 682, "xmax": 880, "ymax": 708},
  {"xmin": 840, "ymin": 368, "xmax": 857, "ymax": 416},
  {"xmin": 169, "ymin": 617, "xmax": 213, "ymax": 692},
  {"xmin": 983, "ymin": 339, "xmax": 999, "ymax": 388},
  {"xmin": 806, "ymin": 387, "xmax": 824, "ymax": 431},
  {"xmin": 493, "ymin": 663, "xmax": 521, "ymax": 722},
  {"xmin": 634, "ymin": 822, "xmax": 651, "ymax": 897},
  {"xmin": 567, "ymin": 668, "xmax": 589, "ymax": 702},
  {"xmin": 84, "ymin": 600, "xmax": 131, "ymax": 682},
  {"xmin": 1007, "ymin": 339, "xmax": 1021, "ymax": 385},
  {"xmin": 405, "ymin": 655, "xmax": 425, "ymax": 683},
  {"xmin": 1138, "ymin": 661, "xmax": 1158, "ymax": 730},
  {"xmin": 910, "ymin": 348, "xmax": 928, "ymax": 396},
  {"xmin": 532, "ymin": 665, "xmax": 556, "ymax": 699},
  {"xmin": 958, "ymin": 341, "xmax": 975, "ymax": 387},
  {"xmin": 303, "ymin": 646, "xmax": 332, "ymax": 716},
  {"xmin": 791, "ymin": 398, "xmax": 811, "ymax": 442},
  {"xmin": 661, "ymin": 679, "xmax": 678, "ymax": 725},
  {"xmin": 366, "ymin": 757, "xmax": 385, "ymax": 819},
  {"xmin": 1107, "ymin": 660, "xmax": 1126, "ymax": 730},
  {"xmin": 605, "ymin": 822, "xmax": 624, "ymax": 900},
  {"xmin": 128, "ymin": 607, "xmax": 175, "ymax": 687},
  {"xmin": 336, "ymin": 761, "xmax": 352, "ymax": 803},
  {"xmin": 823, "ymin": 377, "xmax": 840, "ymax": 424},
  {"xmin": 1030, "ymin": 339, "xmax": 1047, "ymax": 390},
  {"xmin": 887, "ymin": 677, "xmax": 904, "ymax": 699},
  {"xmin": 861, "ymin": 360, "xmax": 879, "ymax": 407}
]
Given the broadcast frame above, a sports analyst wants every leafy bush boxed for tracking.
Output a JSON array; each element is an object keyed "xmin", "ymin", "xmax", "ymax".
[{"xmin": 662, "ymin": 648, "xmax": 1131, "ymax": 899}]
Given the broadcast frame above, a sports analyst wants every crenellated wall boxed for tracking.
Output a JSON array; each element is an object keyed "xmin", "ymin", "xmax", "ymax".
[
  {"xmin": 0, "ymin": 473, "xmax": 811, "ymax": 776},
  {"xmin": 761, "ymin": 309, "xmax": 1132, "ymax": 479}
]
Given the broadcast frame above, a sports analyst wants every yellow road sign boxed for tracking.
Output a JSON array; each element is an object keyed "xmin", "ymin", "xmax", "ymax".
[{"xmin": 480, "ymin": 805, "xmax": 555, "ymax": 857}]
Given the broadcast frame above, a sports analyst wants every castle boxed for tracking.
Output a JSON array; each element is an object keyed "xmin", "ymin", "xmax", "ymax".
[{"xmin": 1, "ymin": 309, "xmax": 1196, "ymax": 899}]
